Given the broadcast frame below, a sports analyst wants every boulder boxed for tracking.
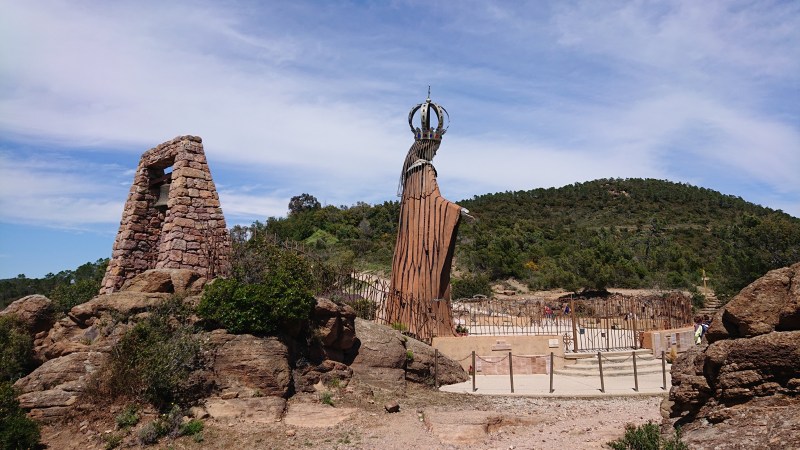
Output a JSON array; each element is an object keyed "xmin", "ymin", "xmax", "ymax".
[
  {"xmin": 347, "ymin": 318, "xmax": 468, "ymax": 391},
  {"xmin": 209, "ymin": 332, "xmax": 292, "ymax": 398},
  {"xmin": 69, "ymin": 292, "xmax": 171, "ymax": 326},
  {"xmin": 312, "ymin": 297, "xmax": 357, "ymax": 351},
  {"xmin": 706, "ymin": 262, "xmax": 800, "ymax": 343},
  {"xmin": 666, "ymin": 263, "xmax": 800, "ymax": 446},
  {"xmin": 293, "ymin": 359, "xmax": 353, "ymax": 393},
  {"xmin": 119, "ymin": 268, "xmax": 206, "ymax": 295},
  {"xmin": 14, "ymin": 351, "xmax": 107, "ymax": 423},
  {"xmin": 0, "ymin": 294, "xmax": 54, "ymax": 335},
  {"xmin": 347, "ymin": 318, "xmax": 408, "ymax": 391},
  {"xmin": 405, "ymin": 337, "xmax": 468, "ymax": 385}
]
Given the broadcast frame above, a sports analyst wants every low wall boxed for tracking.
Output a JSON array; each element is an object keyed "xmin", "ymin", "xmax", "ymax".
[
  {"xmin": 642, "ymin": 326, "xmax": 695, "ymax": 355},
  {"xmin": 432, "ymin": 335, "xmax": 565, "ymax": 375}
]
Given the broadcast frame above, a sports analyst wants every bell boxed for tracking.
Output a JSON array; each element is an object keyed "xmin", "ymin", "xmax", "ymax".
[{"xmin": 153, "ymin": 184, "xmax": 170, "ymax": 211}]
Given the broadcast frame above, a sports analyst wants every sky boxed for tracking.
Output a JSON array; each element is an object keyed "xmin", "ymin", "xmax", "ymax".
[{"xmin": 0, "ymin": 0, "xmax": 798, "ymax": 279}]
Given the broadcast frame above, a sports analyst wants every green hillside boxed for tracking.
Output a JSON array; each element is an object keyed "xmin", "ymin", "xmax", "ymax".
[
  {"xmin": 257, "ymin": 178, "xmax": 800, "ymax": 301},
  {"xmin": 3, "ymin": 178, "xmax": 797, "ymax": 306}
]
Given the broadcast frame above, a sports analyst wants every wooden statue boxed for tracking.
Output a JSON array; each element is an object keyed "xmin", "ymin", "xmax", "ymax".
[{"xmin": 387, "ymin": 93, "xmax": 470, "ymax": 339}]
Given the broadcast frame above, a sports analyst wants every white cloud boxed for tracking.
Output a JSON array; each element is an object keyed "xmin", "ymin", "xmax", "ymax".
[
  {"xmin": 0, "ymin": 0, "xmax": 797, "ymax": 227},
  {"xmin": 0, "ymin": 153, "xmax": 126, "ymax": 227}
]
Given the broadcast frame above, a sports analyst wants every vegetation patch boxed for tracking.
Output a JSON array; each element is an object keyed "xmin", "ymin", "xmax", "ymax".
[
  {"xmin": 198, "ymin": 239, "xmax": 316, "ymax": 335},
  {"xmin": 0, "ymin": 316, "xmax": 35, "ymax": 382},
  {"xmin": 101, "ymin": 298, "xmax": 208, "ymax": 410},
  {"xmin": 0, "ymin": 382, "xmax": 41, "ymax": 450},
  {"xmin": 607, "ymin": 421, "xmax": 688, "ymax": 450}
]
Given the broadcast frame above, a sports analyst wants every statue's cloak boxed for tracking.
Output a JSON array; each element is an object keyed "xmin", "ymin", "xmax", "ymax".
[{"xmin": 388, "ymin": 156, "xmax": 460, "ymax": 338}]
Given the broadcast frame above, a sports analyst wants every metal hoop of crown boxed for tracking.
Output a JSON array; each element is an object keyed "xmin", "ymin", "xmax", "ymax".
[{"xmin": 408, "ymin": 88, "xmax": 449, "ymax": 141}]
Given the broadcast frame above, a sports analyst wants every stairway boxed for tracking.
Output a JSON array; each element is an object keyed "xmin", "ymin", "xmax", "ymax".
[
  {"xmin": 697, "ymin": 288, "xmax": 723, "ymax": 318},
  {"xmin": 554, "ymin": 350, "xmax": 668, "ymax": 377}
]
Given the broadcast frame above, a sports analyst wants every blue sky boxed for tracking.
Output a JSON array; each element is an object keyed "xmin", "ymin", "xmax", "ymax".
[{"xmin": 1, "ymin": 1, "xmax": 798, "ymax": 279}]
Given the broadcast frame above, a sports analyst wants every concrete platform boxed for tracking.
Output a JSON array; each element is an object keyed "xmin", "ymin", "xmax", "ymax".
[{"xmin": 439, "ymin": 371, "xmax": 671, "ymax": 398}]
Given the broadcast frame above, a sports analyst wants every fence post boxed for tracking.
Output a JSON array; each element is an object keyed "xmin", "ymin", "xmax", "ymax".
[
  {"xmin": 598, "ymin": 351, "xmax": 605, "ymax": 393},
  {"xmin": 549, "ymin": 352, "xmax": 554, "ymax": 393},
  {"xmin": 570, "ymin": 296, "xmax": 578, "ymax": 353},
  {"xmin": 605, "ymin": 302, "xmax": 611, "ymax": 352},
  {"xmin": 661, "ymin": 350, "xmax": 667, "ymax": 391},
  {"xmin": 632, "ymin": 312, "xmax": 639, "ymax": 350},
  {"xmin": 508, "ymin": 352, "xmax": 514, "ymax": 393},
  {"xmin": 434, "ymin": 349, "xmax": 439, "ymax": 389},
  {"xmin": 472, "ymin": 351, "xmax": 477, "ymax": 392},
  {"xmin": 632, "ymin": 351, "xmax": 639, "ymax": 392}
]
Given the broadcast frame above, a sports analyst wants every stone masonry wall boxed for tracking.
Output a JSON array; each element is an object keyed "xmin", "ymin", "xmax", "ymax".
[{"xmin": 100, "ymin": 135, "xmax": 231, "ymax": 293}]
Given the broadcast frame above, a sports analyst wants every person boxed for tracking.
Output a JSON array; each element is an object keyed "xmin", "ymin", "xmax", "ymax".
[
  {"xmin": 693, "ymin": 316, "xmax": 703, "ymax": 345},
  {"xmin": 700, "ymin": 315, "xmax": 711, "ymax": 340}
]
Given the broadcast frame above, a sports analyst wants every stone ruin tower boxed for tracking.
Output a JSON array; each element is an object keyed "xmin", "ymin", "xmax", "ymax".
[{"xmin": 100, "ymin": 135, "xmax": 231, "ymax": 293}]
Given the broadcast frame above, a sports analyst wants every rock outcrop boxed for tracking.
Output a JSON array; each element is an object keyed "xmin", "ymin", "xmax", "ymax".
[
  {"xmin": 665, "ymin": 263, "xmax": 800, "ymax": 447},
  {"xmin": 347, "ymin": 318, "xmax": 468, "ymax": 391},
  {"xmin": 6, "ymin": 273, "xmax": 466, "ymax": 426},
  {"xmin": 208, "ymin": 332, "xmax": 292, "ymax": 398},
  {"xmin": 0, "ymin": 294, "xmax": 54, "ymax": 335}
]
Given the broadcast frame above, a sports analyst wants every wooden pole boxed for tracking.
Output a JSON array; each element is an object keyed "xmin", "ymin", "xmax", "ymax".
[
  {"xmin": 605, "ymin": 301, "xmax": 611, "ymax": 351},
  {"xmin": 570, "ymin": 295, "xmax": 578, "ymax": 353},
  {"xmin": 598, "ymin": 351, "xmax": 605, "ymax": 393},
  {"xmin": 662, "ymin": 350, "xmax": 667, "ymax": 390},
  {"xmin": 549, "ymin": 352, "xmax": 555, "ymax": 393},
  {"xmin": 472, "ymin": 351, "xmax": 477, "ymax": 392},
  {"xmin": 632, "ymin": 351, "xmax": 639, "ymax": 392},
  {"xmin": 508, "ymin": 352, "xmax": 514, "ymax": 393},
  {"xmin": 434, "ymin": 349, "xmax": 439, "ymax": 389}
]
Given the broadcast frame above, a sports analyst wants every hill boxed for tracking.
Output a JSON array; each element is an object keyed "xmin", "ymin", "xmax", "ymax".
[
  {"xmin": 4, "ymin": 178, "xmax": 797, "ymax": 304},
  {"xmin": 258, "ymin": 178, "xmax": 800, "ymax": 301}
]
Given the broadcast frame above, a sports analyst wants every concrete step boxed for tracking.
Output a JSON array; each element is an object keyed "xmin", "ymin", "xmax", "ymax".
[
  {"xmin": 553, "ymin": 364, "xmax": 672, "ymax": 378},
  {"xmin": 555, "ymin": 359, "xmax": 668, "ymax": 377},
  {"xmin": 570, "ymin": 355, "xmax": 657, "ymax": 366}
]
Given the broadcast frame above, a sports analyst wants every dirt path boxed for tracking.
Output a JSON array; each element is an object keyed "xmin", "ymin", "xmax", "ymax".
[{"xmin": 41, "ymin": 386, "xmax": 665, "ymax": 449}]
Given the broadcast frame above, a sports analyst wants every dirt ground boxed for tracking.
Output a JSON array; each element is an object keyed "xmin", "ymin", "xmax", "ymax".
[{"xmin": 40, "ymin": 384, "xmax": 665, "ymax": 450}]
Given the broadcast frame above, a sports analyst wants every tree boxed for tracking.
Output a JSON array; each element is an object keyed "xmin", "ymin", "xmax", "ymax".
[{"xmin": 288, "ymin": 193, "xmax": 321, "ymax": 216}]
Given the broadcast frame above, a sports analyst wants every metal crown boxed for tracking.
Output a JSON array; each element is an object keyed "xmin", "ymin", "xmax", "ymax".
[{"xmin": 408, "ymin": 88, "xmax": 449, "ymax": 141}]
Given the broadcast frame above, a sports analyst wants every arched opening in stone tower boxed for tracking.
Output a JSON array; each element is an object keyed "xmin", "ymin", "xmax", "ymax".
[{"xmin": 142, "ymin": 160, "xmax": 174, "ymax": 270}]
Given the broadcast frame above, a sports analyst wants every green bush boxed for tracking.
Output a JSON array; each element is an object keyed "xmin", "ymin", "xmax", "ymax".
[
  {"xmin": 198, "ymin": 241, "xmax": 316, "ymax": 335},
  {"xmin": 138, "ymin": 404, "xmax": 182, "ymax": 445},
  {"xmin": 451, "ymin": 273, "xmax": 492, "ymax": 300},
  {"xmin": 607, "ymin": 421, "xmax": 688, "ymax": 450},
  {"xmin": 115, "ymin": 404, "xmax": 140, "ymax": 429},
  {"xmin": 50, "ymin": 278, "xmax": 100, "ymax": 314},
  {"xmin": 179, "ymin": 419, "xmax": 203, "ymax": 437},
  {"xmin": 0, "ymin": 381, "xmax": 41, "ymax": 450},
  {"xmin": 105, "ymin": 299, "xmax": 206, "ymax": 409},
  {"xmin": 319, "ymin": 391, "xmax": 334, "ymax": 406},
  {"xmin": 0, "ymin": 316, "xmax": 35, "ymax": 382}
]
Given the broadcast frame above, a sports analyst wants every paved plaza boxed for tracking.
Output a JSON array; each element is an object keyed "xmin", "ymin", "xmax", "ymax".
[{"xmin": 440, "ymin": 371, "xmax": 671, "ymax": 398}]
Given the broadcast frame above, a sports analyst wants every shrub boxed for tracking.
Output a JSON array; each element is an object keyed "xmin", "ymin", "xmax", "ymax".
[
  {"xmin": 319, "ymin": 391, "xmax": 334, "ymax": 406},
  {"xmin": 137, "ymin": 404, "xmax": 182, "ymax": 446},
  {"xmin": 198, "ymin": 242, "xmax": 316, "ymax": 335},
  {"xmin": 115, "ymin": 404, "xmax": 140, "ymax": 429},
  {"xmin": 179, "ymin": 419, "xmax": 203, "ymax": 437},
  {"xmin": 607, "ymin": 421, "xmax": 688, "ymax": 450},
  {"xmin": 451, "ymin": 273, "xmax": 492, "ymax": 300},
  {"xmin": 0, "ymin": 316, "xmax": 35, "ymax": 382},
  {"xmin": 0, "ymin": 382, "xmax": 41, "ymax": 449},
  {"xmin": 104, "ymin": 298, "xmax": 207, "ymax": 409},
  {"xmin": 50, "ymin": 278, "xmax": 100, "ymax": 315},
  {"xmin": 104, "ymin": 432, "xmax": 123, "ymax": 449}
]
